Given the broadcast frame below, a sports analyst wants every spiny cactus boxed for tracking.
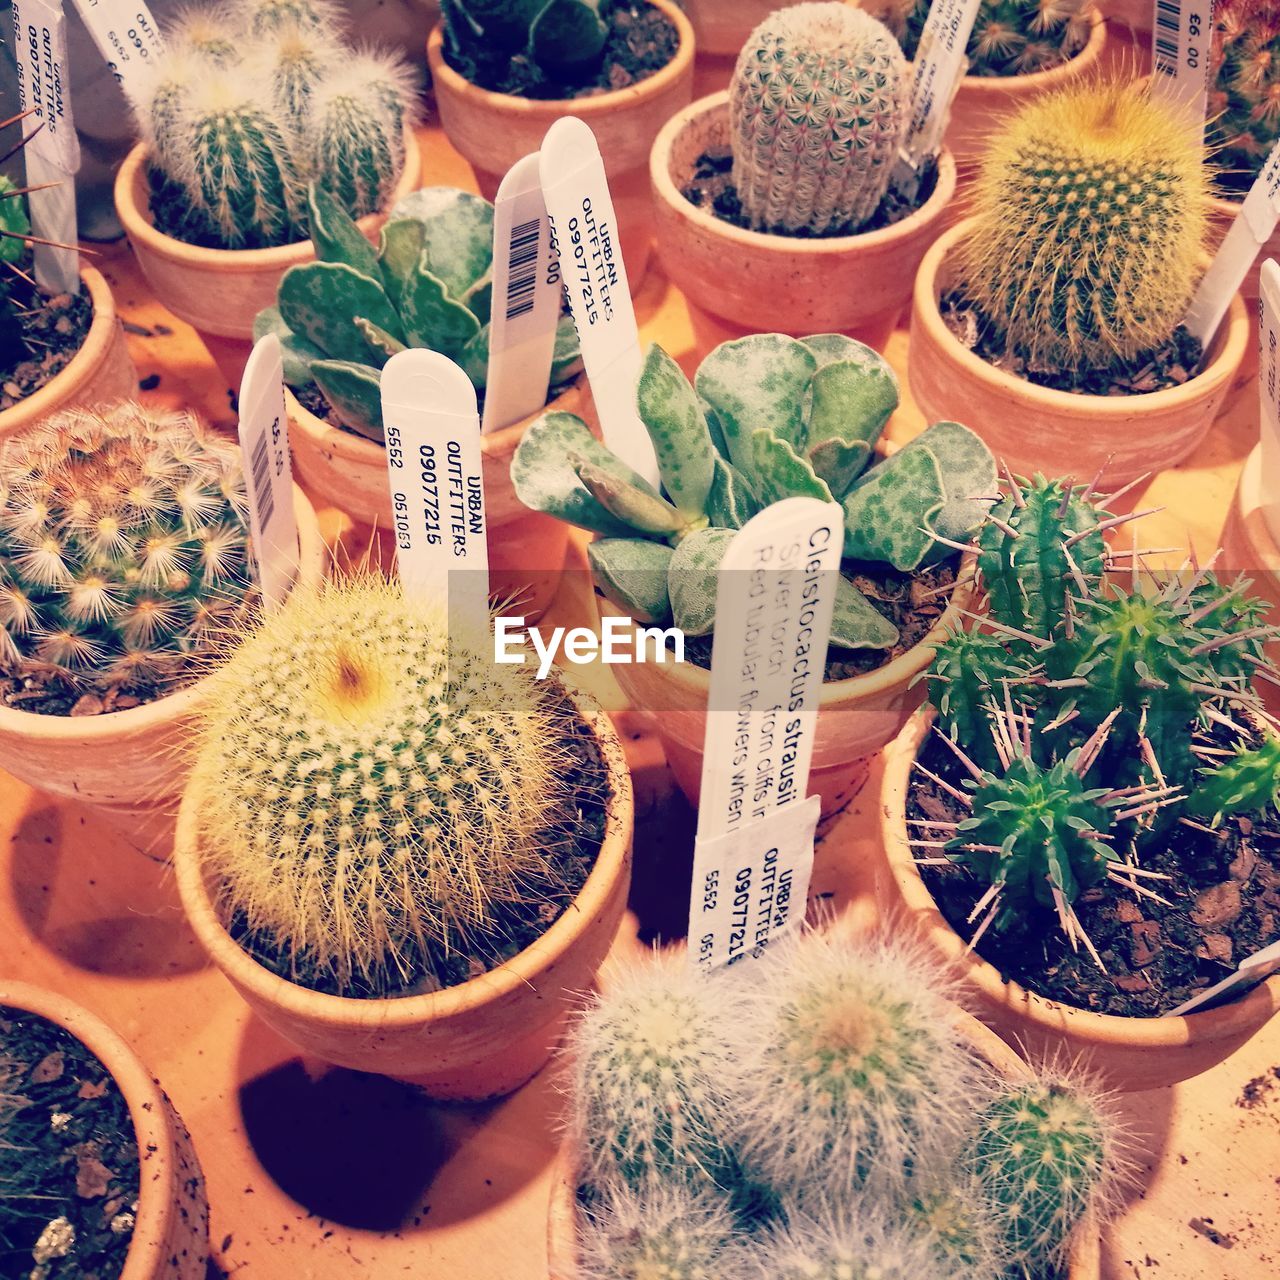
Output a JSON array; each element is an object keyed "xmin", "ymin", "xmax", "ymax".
[
  {"xmin": 229, "ymin": 0, "xmax": 342, "ymax": 34},
  {"xmin": 1188, "ymin": 736, "xmax": 1280, "ymax": 823},
  {"xmin": 730, "ymin": 3, "xmax": 909, "ymax": 235},
  {"xmin": 243, "ymin": 21, "xmax": 345, "ymax": 128},
  {"xmin": 959, "ymin": 79, "xmax": 1212, "ymax": 372},
  {"xmin": 0, "ymin": 404, "xmax": 257, "ymax": 701},
  {"xmin": 908, "ymin": 1180, "xmax": 1007, "ymax": 1276},
  {"xmin": 1210, "ymin": 0, "xmax": 1280, "ymax": 195},
  {"xmin": 190, "ymin": 576, "xmax": 590, "ymax": 994},
  {"xmin": 0, "ymin": 175, "xmax": 32, "ymax": 368},
  {"xmin": 255, "ymin": 185, "xmax": 581, "ymax": 440},
  {"xmin": 442, "ymin": 0, "xmax": 610, "ymax": 89},
  {"xmin": 163, "ymin": 5, "xmax": 240, "ymax": 60},
  {"xmin": 513, "ymin": 334, "xmax": 995, "ymax": 649}
]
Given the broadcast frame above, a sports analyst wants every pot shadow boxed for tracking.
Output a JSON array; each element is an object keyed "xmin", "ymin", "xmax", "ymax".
[
  {"xmin": 7, "ymin": 801, "xmax": 204, "ymax": 979},
  {"xmin": 626, "ymin": 746, "xmax": 696, "ymax": 947}
]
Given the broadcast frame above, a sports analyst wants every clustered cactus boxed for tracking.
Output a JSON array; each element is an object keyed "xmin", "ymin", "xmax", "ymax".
[
  {"xmin": 1210, "ymin": 0, "xmax": 1280, "ymax": 195},
  {"xmin": 189, "ymin": 576, "xmax": 595, "ymax": 994},
  {"xmin": 131, "ymin": 0, "xmax": 418, "ymax": 248},
  {"xmin": 0, "ymin": 174, "xmax": 32, "ymax": 369},
  {"xmin": 958, "ymin": 79, "xmax": 1213, "ymax": 373},
  {"xmin": 874, "ymin": 0, "xmax": 1092, "ymax": 77},
  {"xmin": 920, "ymin": 473, "xmax": 1280, "ymax": 957},
  {"xmin": 513, "ymin": 333, "xmax": 995, "ymax": 650},
  {"xmin": 730, "ymin": 3, "xmax": 910, "ymax": 235},
  {"xmin": 568, "ymin": 929, "xmax": 1129, "ymax": 1279},
  {"xmin": 256, "ymin": 185, "xmax": 581, "ymax": 441},
  {"xmin": 0, "ymin": 404, "xmax": 258, "ymax": 703}
]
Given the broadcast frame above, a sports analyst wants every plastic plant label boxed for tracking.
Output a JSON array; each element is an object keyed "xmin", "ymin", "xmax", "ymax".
[
  {"xmin": 1260, "ymin": 259, "xmax": 1280, "ymax": 548},
  {"xmin": 1164, "ymin": 939, "xmax": 1280, "ymax": 1017},
  {"xmin": 1184, "ymin": 140, "xmax": 1280, "ymax": 344},
  {"xmin": 69, "ymin": 0, "xmax": 165, "ymax": 94},
  {"xmin": 381, "ymin": 349, "xmax": 490, "ymax": 625},
  {"xmin": 1150, "ymin": 0, "xmax": 1215, "ymax": 125},
  {"xmin": 11, "ymin": 0, "xmax": 80, "ymax": 293},
  {"xmin": 689, "ymin": 496, "xmax": 844, "ymax": 972},
  {"xmin": 538, "ymin": 116, "xmax": 659, "ymax": 488},
  {"xmin": 483, "ymin": 152, "xmax": 562, "ymax": 434},
  {"xmin": 237, "ymin": 336, "xmax": 299, "ymax": 608}
]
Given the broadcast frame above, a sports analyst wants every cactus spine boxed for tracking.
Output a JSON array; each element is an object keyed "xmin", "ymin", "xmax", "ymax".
[
  {"xmin": 730, "ymin": 3, "xmax": 910, "ymax": 235},
  {"xmin": 230, "ymin": 0, "xmax": 341, "ymax": 34},
  {"xmin": 1210, "ymin": 0, "xmax": 1280, "ymax": 194}
]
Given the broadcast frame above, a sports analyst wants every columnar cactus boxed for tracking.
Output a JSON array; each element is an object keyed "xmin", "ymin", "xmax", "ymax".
[
  {"xmin": 230, "ymin": 0, "xmax": 340, "ymax": 34},
  {"xmin": 1188, "ymin": 737, "xmax": 1280, "ymax": 823},
  {"xmin": 730, "ymin": 3, "xmax": 910, "ymax": 234},
  {"xmin": 0, "ymin": 404, "xmax": 257, "ymax": 700},
  {"xmin": 190, "ymin": 576, "xmax": 586, "ymax": 994},
  {"xmin": 960, "ymin": 79, "xmax": 1212, "ymax": 372},
  {"xmin": 513, "ymin": 334, "xmax": 995, "ymax": 649},
  {"xmin": 244, "ymin": 22, "xmax": 345, "ymax": 128},
  {"xmin": 1210, "ymin": 0, "xmax": 1280, "ymax": 195},
  {"xmin": 442, "ymin": 0, "xmax": 610, "ymax": 86}
]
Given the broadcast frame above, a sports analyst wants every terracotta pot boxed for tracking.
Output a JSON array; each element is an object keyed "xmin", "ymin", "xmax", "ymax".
[
  {"xmin": 601, "ymin": 552, "xmax": 976, "ymax": 821},
  {"xmin": 650, "ymin": 92, "xmax": 957, "ymax": 342},
  {"xmin": 878, "ymin": 705, "xmax": 1280, "ymax": 1091},
  {"xmin": 426, "ymin": 0, "xmax": 695, "ymax": 290},
  {"xmin": 546, "ymin": 1003, "xmax": 1101, "ymax": 1280},
  {"xmin": 287, "ymin": 378, "xmax": 596, "ymax": 621},
  {"xmin": 0, "ymin": 980, "xmax": 209, "ymax": 1280},
  {"xmin": 0, "ymin": 265, "xmax": 138, "ymax": 439},
  {"xmin": 0, "ymin": 487, "xmax": 326, "ymax": 861},
  {"xmin": 113, "ymin": 135, "xmax": 423, "ymax": 386},
  {"xmin": 909, "ymin": 218, "xmax": 1249, "ymax": 487},
  {"xmin": 173, "ymin": 684, "xmax": 634, "ymax": 1102}
]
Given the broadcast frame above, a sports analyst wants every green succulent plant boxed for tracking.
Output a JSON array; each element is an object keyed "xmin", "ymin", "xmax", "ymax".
[
  {"xmin": 0, "ymin": 176, "xmax": 33, "ymax": 369},
  {"xmin": 255, "ymin": 185, "xmax": 581, "ymax": 441},
  {"xmin": 1210, "ymin": 0, "xmax": 1280, "ymax": 195},
  {"xmin": 441, "ymin": 0, "xmax": 610, "ymax": 88},
  {"xmin": 1187, "ymin": 736, "xmax": 1280, "ymax": 824},
  {"xmin": 512, "ymin": 334, "xmax": 995, "ymax": 650}
]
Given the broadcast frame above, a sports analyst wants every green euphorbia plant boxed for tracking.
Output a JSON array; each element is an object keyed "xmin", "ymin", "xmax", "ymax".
[{"xmin": 512, "ymin": 333, "xmax": 996, "ymax": 650}]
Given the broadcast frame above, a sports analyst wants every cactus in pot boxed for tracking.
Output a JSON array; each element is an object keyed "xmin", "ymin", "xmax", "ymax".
[
  {"xmin": 512, "ymin": 333, "xmax": 995, "ymax": 651},
  {"xmin": 1210, "ymin": 0, "xmax": 1280, "ymax": 195},
  {"xmin": 254, "ymin": 185, "xmax": 582, "ymax": 441},
  {"xmin": 0, "ymin": 176, "xmax": 33, "ymax": 368},
  {"xmin": 730, "ymin": 3, "xmax": 911, "ymax": 234}
]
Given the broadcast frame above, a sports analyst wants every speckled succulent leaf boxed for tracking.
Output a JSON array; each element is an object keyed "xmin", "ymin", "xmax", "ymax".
[
  {"xmin": 354, "ymin": 318, "xmax": 407, "ymax": 364},
  {"xmin": 705, "ymin": 456, "xmax": 761, "ymax": 530},
  {"xmin": 277, "ymin": 261, "xmax": 404, "ymax": 364},
  {"xmin": 458, "ymin": 325, "xmax": 491, "ymax": 391},
  {"xmin": 0, "ymin": 178, "xmax": 30, "ymax": 267},
  {"xmin": 530, "ymin": 0, "xmax": 608, "ymax": 70},
  {"xmin": 462, "ymin": 273, "xmax": 494, "ymax": 325},
  {"xmin": 695, "ymin": 335, "xmax": 817, "ymax": 471},
  {"xmin": 551, "ymin": 314, "xmax": 584, "ymax": 383},
  {"xmin": 577, "ymin": 461, "xmax": 686, "ymax": 536},
  {"xmin": 916, "ymin": 421, "xmax": 998, "ymax": 548},
  {"xmin": 637, "ymin": 344, "xmax": 715, "ymax": 520},
  {"xmin": 306, "ymin": 183, "xmax": 381, "ymax": 281},
  {"xmin": 511, "ymin": 412, "xmax": 650, "ymax": 537},
  {"xmin": 378, "ymin": 218, "xmax": 428, "ymax": 310},
  {"xmin": 392, "ymin": 187, "xmax": 494, "ymax": 302},
  {"xmin": 309, "ymin": 361, "xmax": 384, "ymax": 440},
  {"xmin": 399, "ymin": 258, "xmax": 482, "ymax": 361},
  {"xmin": 1188, "ymin": 738, "xmax": 1280, "ymax": 823},
  {"xmin": 750, "ymin": 430, "xmax": 834, "ymax": 507},
  {"xmin": 842, "ymin": 447, "xmax": 946, "ymax": 570},
  {"xmin": 669, "ymin": 528, "xmax": 735, "ymax": 636},
  {"xmin": 587, "ymin": 538, "xmax": 676, "ymax": 624},
  {"xmin": 832, "ymin": 577, "xmax": 899, "ymax": 649},
  {"xmin": 253, "ymin": 305, "xmax": 326, "ymax": 386},
  {"xmin": 804, "ymin": 358, "xmax": 899, "ymax": 497}
]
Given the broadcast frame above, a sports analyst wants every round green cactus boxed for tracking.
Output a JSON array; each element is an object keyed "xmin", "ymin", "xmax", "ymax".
[
  {"xmin": 0, "ymin": 404, "xmax": 256, "ymax": 701},
  {"xmin": 730, "ymin": 3, "xmax": 910, "ymax": 234},
  {"xmin": 246, "ymin": 22, "xmax": 344, "ymax": 128},
  {"xmin": 1210, "ymin": 0, "xmax": 1280, "ymax": 195}
]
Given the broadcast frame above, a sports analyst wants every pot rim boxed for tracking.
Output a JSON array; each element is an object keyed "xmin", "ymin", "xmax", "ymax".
[
  {"xmin": 173, "ymin": 682, "xmax": 634, "ymax": 1028},
  {"xmin": 952, "ymin": 7, "xmax": 1107, "ymax": 96},
  {"xmin": 649, "ymin": 90, "xmax": 958, "ymax": 255},
  {"xmin": 113, "ymin": 131, "xmax": 423, "ymax": 274},
  {"xmin": 0, "ymin": 980, "xmax": 188, "ymax": 1280},
  {"xmin": 912, "ymin": 216, "xmax": 1250, "ymax": 416},
  {"xmin": 426, "ymin": 0, "xmax": 695, "ymax": 118},
  {"xmin": 0, "ymin": 485, "xmax": 325, "ymax": 742},
  {"xmin": 881, "ymin": 703, "xmax": 1280, "ymax": 1045}
]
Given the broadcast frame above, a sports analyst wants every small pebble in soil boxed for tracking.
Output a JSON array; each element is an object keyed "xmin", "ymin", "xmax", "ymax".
[{"xmin": 0, "ymin": 285, "xmax": 93, "ymax": 411}]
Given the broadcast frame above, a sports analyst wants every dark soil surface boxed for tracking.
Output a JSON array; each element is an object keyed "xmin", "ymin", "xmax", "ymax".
[
  {"xmin": 683, "ymin": 558, "xmax": 958, "ymax": 682},
  {"xmin": 0, "ymin": 1007, "xmax": 140, "ymax": 1279},
  {"xmin": 443, "ymin": 1, "xmax": 678, "ymax": 99},
  {"xmin": 909, "ymin": 728, "xmax": 1280, "ymax": 1017},
  {"xmin": 0, "ymin": 282, "xmax": 93, "ymax": 412},
  {"xmin": 231, "ymin": 687, "xmax": 613, "ymax": 998},
  {"xmin": 147, "ymin": 166, "xmax": 299, "ymax": 251},
  {"xmin": 940, "ymin": 291, "xmax": 1204, "ymax": 396},
  {"xmin": 681, "ymin": 147, "xmax": 939, "ymax": 238},
  {"xmin": 0, "ymin": 666, "xmax": 170, "ymax": 718}
]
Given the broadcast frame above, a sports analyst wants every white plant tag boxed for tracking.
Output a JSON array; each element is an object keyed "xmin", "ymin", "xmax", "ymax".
[
  {"xmin": 1259, "ymin": 259, "xmax": 1280, "ymax": 548},
  {"xmin": 538, "ymin": 116, "xmax": 659, "ymax": 487},
  {"xmin": 1184, "ymin": 141, "xmax": 1280, "ymax": 344},
  {"xmin": 381, "ymin": 349, "xmax": 490, "ymax": 624},
  {"xmin": 11, "ymin": 0, "xmax": 80, "ymax": 293},
  {"xmin": 1163, "ymin": 939, "xmax": 1280, "ymax": 1017},
  {"xmin": 1150, "ymin": 0, "xmax": 1215, "ymax": 125},
  {"xmin": 688, "ymin": 497, "xmax": 844, "ymax": 972},
  {"xmin": 237, "ymin": 335, "xmax": 299, "ymax": 608},
  {"xmin": 69, "ymin": 0, "xmax": 165, "ymax": 94},
  {"xmin": 483, "ymin": 152, "xmax": 562, "ymax": 434}
]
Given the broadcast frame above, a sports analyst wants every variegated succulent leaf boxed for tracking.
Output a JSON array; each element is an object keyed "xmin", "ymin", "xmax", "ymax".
[
  {"xmin": 378, "ymin": 217, "xmax": 428, "ymax": 310},
  {"xmin": 398, "ymin": 256, "xmax": 481, "ymax": 361},
  {"xmin": 832, "ymin": 576, "xmax": 900, "ymax": 649},
  {"xmin": 705, "ymin": 456, "xmax": 760, "ymax": 530},
  {"xmin": 277, "ymin": 260, "xmax": 404, "ymax": 364},
  {"xmin": 309, "ymin": 361, "xmax": 383, "ymax": 440},
  {"xmin": 915, "ymin": 421, "xmax": 998, "ymax": 550},
  {"xmin": 306, "ymin": 183, "xmax": 382, "ymax": 282},
  {"xmin": 749, "ymin": 430, "xmax": 834, "ymax": 507},
  {"xmin": 253, "ymin": 305, "xmax": 326, "ymax": 386},
  {"xmin": 669, "ymin": 527, "xmax": 735, "ymax": 636},
  {"xmin": 636, "ymin": 344, "xmax": 715, "ymax": 520},
  {"xmin": 576, "ymin": 460, "xmax": 687, "ymax": 536},
  {"xmin": 389, "ymin": 186, "xmax": 494, "ymax": 301},
  {"xmin": 587, "ymin": 538, "xmax": 676, "ymax": 624},
  {"xmin": 354, "ymin": 317, "xmax": 406, "ymax": 364},
  {"xmin": 842, "ymin": 444, "xmax": 947, "ymax": 570}
]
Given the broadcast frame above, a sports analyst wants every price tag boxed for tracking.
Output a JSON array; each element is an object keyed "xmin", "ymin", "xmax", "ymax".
[
  {"xmin": 1164, "ymin": 939, "xmax": 1280, "ymax": 1016},
  {"xmin": 237, "ymin": 336, "xmax": 299, "ymax": 608},
  {"xmin": 1184, "ymin": 140, "xmax": 1280, "ymax": 344},
  {"xmin": 538, "ymin": 116, "xmax": 659, "ymax": 488},
  {"xmin": 381, "ymin": 349, "xmax": 490, "ymax": 625},
  {"xmin": 689, "ymin": 497, "xmax": 844, "ymax": 972},
  {"xmin": 69, "ymin": 0, "xmax": 165, "ymax": 95},
  {"xmin": 1150, "ymin": 0, "xmax": 1215, "ymax": 126},
  {"xmin": 483, "ymin": 152, "xmax": 562, "ymax": 434},
  {"xmin": 11, "ymin": 0, "xmax": 80, "ymax": 293},
  {"xmin": 1259, "ymin": 259, "xmax": 1280, "ymax": 548}
]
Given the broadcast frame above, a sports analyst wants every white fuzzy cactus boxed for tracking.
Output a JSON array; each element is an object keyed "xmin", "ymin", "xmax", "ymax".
[
  {"xmin": 244, "ymin": 21, "xmax": 345, "ymax": 127},
  {"xmin": 229, "ymin": 0, "xmax": 343, "ymax": 34}
]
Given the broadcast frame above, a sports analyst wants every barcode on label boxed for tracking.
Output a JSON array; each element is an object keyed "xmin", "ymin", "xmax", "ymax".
[
  {"xmin": 249, "ymin": 430, "xmax": 276, "ymax": 530},
  {"xmin": 1153, "ymin": 0, "xmax": 1181, "ymax": 76},
  {"xmin": 504, "ymin": 217, "xmax": 541, "ymax": 321}
]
